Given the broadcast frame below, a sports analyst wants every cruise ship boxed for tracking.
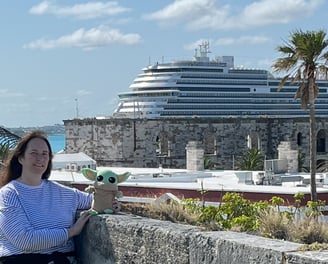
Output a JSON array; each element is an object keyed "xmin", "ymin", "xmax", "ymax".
[{"xmin": 113, "ymin": 41, "xmax": 328, "ymax": 119}]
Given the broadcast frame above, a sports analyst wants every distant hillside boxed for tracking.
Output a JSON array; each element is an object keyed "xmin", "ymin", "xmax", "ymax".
[{"xmin": 6, "ymin": 124, "xmax": 65, "ymax": 137}]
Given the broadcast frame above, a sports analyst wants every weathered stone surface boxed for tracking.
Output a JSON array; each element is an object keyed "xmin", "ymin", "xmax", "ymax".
[
  {"xmin": 76, "ymin": 213, "xmax": 328, "ymax": 264},
  {"xmin": 285, "ymin": 250, "xmax": 328, "ymax": 264},
  {"xmin": 189, "ymin": 231, "xmax": 304, "ymax": 264},
  {"xmin": 64, "ymin": 117, "xmax": 328, "ymax": 169},
  {"xmin": 76, "ymin": 213, "xmax": 199, "ymax": 264}
]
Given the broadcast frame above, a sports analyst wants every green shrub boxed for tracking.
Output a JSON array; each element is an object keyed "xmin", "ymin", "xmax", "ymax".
[{"xmin": 121, "ymin": 192, "xmax": 328, "ymax": 245}]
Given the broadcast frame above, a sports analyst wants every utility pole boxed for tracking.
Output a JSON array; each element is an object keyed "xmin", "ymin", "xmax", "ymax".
[{"xmin": 75, "ymin": 98, "xmax": 79, "ymax": 119}]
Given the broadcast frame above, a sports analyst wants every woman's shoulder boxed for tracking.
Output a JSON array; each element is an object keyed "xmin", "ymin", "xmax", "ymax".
[
  {"xmin": 0, "ymin": 182, "xmax": 19, "ymax": 204},
  {"xmin": 44, "ymin": 179, "xmax": 82, "ymax": 194},
  {"xmin": 0, "ymin": 181, "xmax": 17, "ymax": 194},
  {"xmin": 44, "ymin": 179, "xmax": 71, "ymax": 190}
]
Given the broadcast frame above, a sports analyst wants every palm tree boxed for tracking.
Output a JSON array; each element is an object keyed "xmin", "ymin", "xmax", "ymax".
[
  {"xmin": 238, "ymin": 148, "xmax": 264, "ymax": 171},
  {"xmin": 272, "ymin": 29, "xmax": 328, "ymax": 202}
]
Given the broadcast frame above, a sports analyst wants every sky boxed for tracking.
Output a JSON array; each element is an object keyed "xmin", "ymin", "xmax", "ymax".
[{"xmin": 0, "ymin": 0, "xmax": 327, "ymax": 128}]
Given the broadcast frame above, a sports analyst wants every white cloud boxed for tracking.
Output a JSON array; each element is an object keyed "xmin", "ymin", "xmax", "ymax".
[
  {"xmin": 185, "ymin": 36, "xmax": 270, "ymax": 51},
  {"xmin": 0, "ymin": 89, "xmax": 24, "ymax": 97},
  {"xmin": 36, "ymin": 97, "xmax": 48, "ymax": 101},
  {"xmin": 144, "ymin": 0, "xmax": 220, "ymax": 21},
  {"xmin": 238, "ymin": 0, "xmax": 324, "ymax": 27},
  {"xmin": 144, "ymin": 0, "xmax": 324, "ymax": 30},
  {"xmin": 215, "ymin": 36, "xmax": 271, "ymax": 46},
  {"xmin": 30, "ymin": 1, "xmax": 130, "ymax": 19},
  {"xmin": 77, "ymin": 89, "xmax": 93, "ymax": 96},
  {"xmin": 23, "ymin": 25, "xmax": 141, "ymax": 50},
  {"xmin": 183, "ymin": 39, "xmax": 214, "ymax": 51},
  {"xmin": 144, "ymin": 0, "xmax": 228, "ymax": 30}
]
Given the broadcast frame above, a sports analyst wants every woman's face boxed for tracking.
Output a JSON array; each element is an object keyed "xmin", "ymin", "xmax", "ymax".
[{"xmin": 19, "ymin": 137, "xmax": 50, "ymax": 176}]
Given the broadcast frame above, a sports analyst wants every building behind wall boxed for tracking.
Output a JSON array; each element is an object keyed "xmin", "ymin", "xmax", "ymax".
[
  {"xmin": 63, "ymin": 117, "xmax": 328, "ymax": 170},
  {"xmin": 52, "ymin": 152, "xmax": 96, "ymax": 171}
]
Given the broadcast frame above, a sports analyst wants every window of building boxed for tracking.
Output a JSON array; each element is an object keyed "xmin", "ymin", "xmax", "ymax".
[
  {"xmin": 297, "ymin": 132, "xmax": 302, "ymax": 146},
  {"xmin": 317, "ymin": 129, "xmax": 326, "ymax": 153},
  {"xmin": 156, "ymin": 132, "xmax": 169, "ymax": 156}
]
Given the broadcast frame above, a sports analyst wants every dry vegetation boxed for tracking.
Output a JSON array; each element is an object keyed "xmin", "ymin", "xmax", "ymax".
[
  {"xmin": 258, "ymin": 207, "xmax": 328, "ymax": 245},
  {"xmin": 121, "ymin": 194, "xmax": 328, "ymax": 251},
  {"xmin": 121, "ymin": 202, "xmax": 199, "ymax": 226}
]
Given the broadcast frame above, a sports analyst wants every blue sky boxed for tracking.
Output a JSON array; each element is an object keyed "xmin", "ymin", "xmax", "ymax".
[{"xmin": 0, "ymin": 0, "xmax": 326, "ymax": 127}]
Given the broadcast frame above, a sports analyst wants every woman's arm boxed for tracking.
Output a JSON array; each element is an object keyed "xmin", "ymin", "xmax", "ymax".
[
  {"xmin": 0, "ymin": 203, "xmax": 69, "ymax": 252},
  {"xmin": 75, "ymin": 188, "xmax": 93, "ymax": 210}
]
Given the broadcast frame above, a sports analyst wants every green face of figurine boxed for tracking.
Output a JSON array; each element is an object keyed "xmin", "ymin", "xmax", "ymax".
[
  {"xmin": 81, "ymin": 168, "xmax": 130, "ymax": 186},
  {"xmin": 96, "ymin": 170, "xmax": 120, "ymax": 185}
]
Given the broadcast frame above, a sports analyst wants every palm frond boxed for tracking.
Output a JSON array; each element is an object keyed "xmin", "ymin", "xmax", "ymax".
[
  {"xmin": 291, "ymin": 69, "xmax": 302, "ymax": 83},
  {"xmin": 278, "ymin": 75, "xmax": 289, "ymax": 91},
  {"xmin": 294, "ymin": 87, "xmax": 302, "ymax": 100},
  {"xmin": 272, "ymin": 57, "xmax": 297, "ymax": 73}
]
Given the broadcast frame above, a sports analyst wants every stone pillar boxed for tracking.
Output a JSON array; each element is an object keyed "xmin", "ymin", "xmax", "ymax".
[
  {"xmin": 185, "ymin": 141, "xmax": 204, "ymax": 171},
  {"xmin": 277, "ymin": 141, "xmax": 298, "ymax": 173}
]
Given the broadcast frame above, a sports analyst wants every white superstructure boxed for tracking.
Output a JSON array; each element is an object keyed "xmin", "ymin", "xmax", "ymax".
[{"xmin": 114, "ymin": 41, "xmax": 328, "ymax": 119}]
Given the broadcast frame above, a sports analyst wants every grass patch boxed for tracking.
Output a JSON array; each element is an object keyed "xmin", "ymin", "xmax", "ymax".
[
  {"xmin": 257, "ymin": 207, "xmax": 291, "ymax": 240},
  {"xmin": 288, "ymin": 217, "xmax": 328, "ymax": 244},
  {"xmin": 121, "ymin": 201, "xmax": 200, "ymax": 226},
  {"xmin": 298, "ymin": 242, "xmax": 328, "ymax": 251}
]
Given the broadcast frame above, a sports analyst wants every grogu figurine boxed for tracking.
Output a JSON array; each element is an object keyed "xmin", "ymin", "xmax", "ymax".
[{"xmin": 81, "ymin": 168, "xmax": 130, "ymax": 215}]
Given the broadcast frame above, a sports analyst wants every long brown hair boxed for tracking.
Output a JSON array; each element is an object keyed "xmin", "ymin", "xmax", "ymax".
[{"xmin": 0, "ymin": 130, "xmax": 53, "ymax": 187}]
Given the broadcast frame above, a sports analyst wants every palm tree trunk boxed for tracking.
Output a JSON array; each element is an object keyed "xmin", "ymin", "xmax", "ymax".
[{"xmin": 309, "ymin": 77, "xmax": 317, "ymax": 202}]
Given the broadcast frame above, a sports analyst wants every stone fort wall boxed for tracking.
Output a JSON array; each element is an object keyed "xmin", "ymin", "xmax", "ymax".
[
  {"xmin": 76, "ymin": 213, "xmax": 328, "ymax": 264},
  {"xmin": 63, "ymin": 117, "xmax": 328, "ymax": 170}
]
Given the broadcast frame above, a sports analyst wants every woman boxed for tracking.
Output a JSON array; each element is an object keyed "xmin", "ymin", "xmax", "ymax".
[{"xmin": 0, "ymin": 130, "xmax": 94, "ymax": 263}]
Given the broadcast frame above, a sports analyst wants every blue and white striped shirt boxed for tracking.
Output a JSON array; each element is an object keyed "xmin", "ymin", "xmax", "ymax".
[{"xmin": 0, "ymin": 180, "xmax": 92, "ymax": 257}]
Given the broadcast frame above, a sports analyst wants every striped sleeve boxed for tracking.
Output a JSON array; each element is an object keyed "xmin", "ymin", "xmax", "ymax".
[
  {"xmin": 0, "ymin": 189, "xmax": 68, "ymax": 252},
  {"xmin": 73, "ymin": 187, "xmax": 93, "ymax": 210}
]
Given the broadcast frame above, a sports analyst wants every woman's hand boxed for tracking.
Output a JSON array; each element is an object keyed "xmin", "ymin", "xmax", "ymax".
[{"xmin": 67, "ymin": 211, "xmax": 91, "ymax": 238}]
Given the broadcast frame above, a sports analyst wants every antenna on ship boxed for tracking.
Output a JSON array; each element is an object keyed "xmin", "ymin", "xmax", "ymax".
[
  {"xmin": 199, "ymin": 40, "xmax": 211, "ymax": 58},
  {"xmin": 194, "ymin": 40, "xmax": 211, "ymax": 62}
]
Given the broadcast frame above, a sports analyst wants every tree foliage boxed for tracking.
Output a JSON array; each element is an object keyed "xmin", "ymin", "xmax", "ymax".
[
  {"xmin": 272, "ymin": 29, "xmax": 328, "ymax": 202},
  {"xmin": 238, "ymin": 148, "xmax": 264, "ymax": 171}
]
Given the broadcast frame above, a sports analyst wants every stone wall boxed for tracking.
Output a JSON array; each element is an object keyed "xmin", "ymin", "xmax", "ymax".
[
  {"xmin": 64, "ymin": 117, "xmax": 328, "ymax": 170},
  {"xmin": 75, "ymin": 213, "xmax": 328, "ymax": 264}
]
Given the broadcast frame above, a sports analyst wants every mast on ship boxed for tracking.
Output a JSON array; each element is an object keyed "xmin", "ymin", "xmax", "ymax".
[{"xmin": 193, "ymin": 41, "xmax": 211, "ymax": 63}]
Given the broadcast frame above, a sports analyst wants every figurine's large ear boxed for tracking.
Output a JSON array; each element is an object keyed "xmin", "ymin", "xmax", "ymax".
[
  {"xmin": 117, "ymin": 172, "xmax": 131, "ymax": 183},
  {"xmin": 81, "ymin": 168, "xmax": 97, "ymax": 181}
]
